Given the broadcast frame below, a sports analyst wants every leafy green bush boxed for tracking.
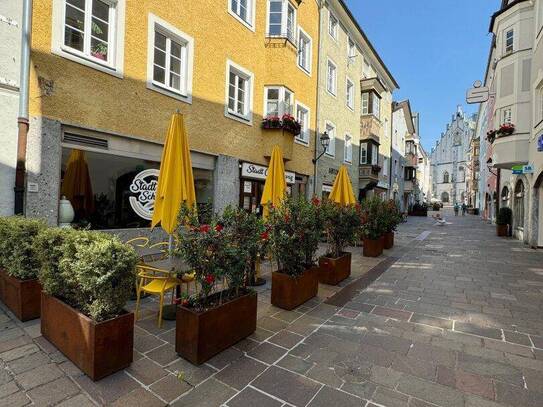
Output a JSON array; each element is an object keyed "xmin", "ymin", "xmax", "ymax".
[
  {"xmin": 36, "ymin": 228, "xmax": 138, "ymax": 322},
  {"xmin": 381, "ymin": 200, "xmax": 402, "ymax": 233},
  {"xmin": 268, "ymin": 196, "xmax": 324, "ymax": 277},
  {"xmin": 359, "ymin": 196, "xmax": 386, "ymax": 240},
  {"xmin": 175, "ymin": 205, "xmax": 266, "ymax": 309},
  {"xmin": 0, "ymin": 217, "xmax": 46, "ymax": 280},
  {"xmin": 432, "ymin": 202, "xmax": 441, "ymax": 211},
  {"xmin": 321, "ymin": 201, "xmax": 360, "ymax": 258},
  {"xmin": 496, "ymin": 207, "xmax": 512, "ymax": 226}
]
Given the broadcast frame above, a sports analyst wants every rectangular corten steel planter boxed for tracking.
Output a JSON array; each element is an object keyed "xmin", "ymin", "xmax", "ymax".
[
  {"xmin": 41, "ymin": 293, "xmax": 134, "ymax": 381},
  {"xmin": 496, "ymin": 224, "xmax": 508, "ymax": 237},
  {"xmin": 0, "ymin": 268, "xmax": 41, "ymax": 321},
  {"xmin": 383, "ymin": 231, "xmax": 394, "ymax": 249},
  {"xmin": 318, "ymin": 253, "xmax": 351, "ymax": 286},
  {"xmin": 363, "ymin": 238, "xmax": 383, "ymax": 258},
  {"xmin": 272, "ymin": 266, "xmax": 318, "ymax": 310},
  {"xmin": 176, "ymin": 290, "xmax": 257, "ymax": 365}
]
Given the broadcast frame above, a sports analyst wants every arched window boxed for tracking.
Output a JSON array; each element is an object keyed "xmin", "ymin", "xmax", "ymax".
[
  {"xmin": 441, "ymin": 192, "xmax": 450, "ymax": 203},
  {"xmin": 443, "ymin": 171, "xmax": 449, "ymax": 183},
  {"xmin": 501, "ymin": 186, "xmax": 510, "ymax": 207},
  {"xmin": 514, "ymin": 180, "xmax": 525, "ymax": 229}
]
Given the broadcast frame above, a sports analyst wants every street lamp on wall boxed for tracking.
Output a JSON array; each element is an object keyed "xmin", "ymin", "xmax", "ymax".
[
  {"xmin": 486, "ymin": 158, "xmax": 497, "ymax": 176},
  {"xmin": 312, "ymin": 131, "xmax": 330, "ymax": 164}
]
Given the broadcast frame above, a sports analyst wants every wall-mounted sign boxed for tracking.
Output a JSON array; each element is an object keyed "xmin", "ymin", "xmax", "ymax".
[
  {"xmin": 322, "ymin": 184, "xmax": 333, "ymax": 193},
  {"xmin": 129, "ymin": 169, "xmax": 159, "ymax": 220},
  {"xmin": 241, "ymin": 162, "xmax": 295, "ymax": 184},
  {"xmin": 522, "ymin": 164, "xmax": 534, "ymax": 174},
  {"xmin": 512, "ymin": 165, "xmax": 523, "ymax": 175},
  {"xmin": 466, "ymin": 80, "xmax": 489, "ymax": 104},
  {"xmin": 243, "ymin": 181, "xmax": 252, "ymax": 193},
  {"xmin": 377, "ymin": 180, "xmax": 389, "ymax": 189},
  {"xmin": 538, "ymin": 133, "xmax": 543, "ymax": 152}
]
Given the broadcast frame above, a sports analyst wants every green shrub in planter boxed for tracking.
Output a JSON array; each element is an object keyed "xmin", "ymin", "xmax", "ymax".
[
  {"xmin": 36, "ymin": 228, "xmax": 138, "ymax": 322},
  {"xmin": 321, "ymin": 201, "xmax": 360, "ymax": 258},
  {"xmin": 0, "ymin": 217, "xmax": 46, "ymax": 280},
  {"xmin": 359, "ymin": 196, "xmax": 386, "ymax": 240},
  {"xmin": 496, "ymin": 207, "xmax": 512, "ymax": 226},
  {"xmin": 382, "ymin": 200, "xmax": 402, "ymax": 233}
]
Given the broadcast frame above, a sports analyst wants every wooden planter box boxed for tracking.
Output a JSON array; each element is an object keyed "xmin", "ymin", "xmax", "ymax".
[
  {"xmin": 41, "ymin": 293, "xmax": 134, "ymax": 381},
  {"xmin": 383, "ymin": 231, "xmax": 394, "ymax": 250},
  {"xmin": 496, "ymin": 224, "xmax": 508, "ymax": 237},
  {"xmin": 0, "ymin": 268, "xmax": 41, "ymax": 321},
  {"xmin": 176, "ymin": 290, "xmax": 257, "ymax": 365},
  {"xmin": 363, "ymin": 237, "xmax": 383, "ymax": 257},
  {"xmin": 271, "ymin": 266, "xmax": 318, "ymax": 310},
  {"xmin": 318, "ymin": 253, "xmax": 351, "ymax": 285}
]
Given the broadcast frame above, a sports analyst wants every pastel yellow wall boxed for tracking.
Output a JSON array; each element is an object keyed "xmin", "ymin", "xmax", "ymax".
[{"xmin": 29, "ymin": 0, "xmax": 319, "ymax": 175}]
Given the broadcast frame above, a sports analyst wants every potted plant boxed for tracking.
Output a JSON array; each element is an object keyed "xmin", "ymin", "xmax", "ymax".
[
  {"xmin": 174, "ymin": 205, "xmax": 264, "ymax": 365},
  {"xmin": 498, "ymin": 123, "xmax": 515, "ymax": 136},
  {"xmin": 318, "ymin": 200, "xmax": 360, "ymax": 285},
  {"xmin": 281, "ymin": 114, "xmax": 302, "ymax": 136},
  {"xmin": 359, "ymin": 197, "xmax": 386, "ymax": 258},
  {"xmin": 496, "ymin": 207, "xmax": 512, "ymax": 237},
  {"xmin": 0, "ymin": 217, "xmax": 45, "ymax": 321},
  {"xmin": 408, "ymin": 202, "xmax": 428, "ymax": 217},
  {"xmin": 486, "ymin": 129, "xmax": 497, "ymax": 143},
  {"xmin": 268, "ymin": 196, "xmax": 322, "ymax": 310},
  {"xmin": 262, "ymin": 115, "xmax": 282, "ymax": 130},
  {"xmin": 382, "ymin": 200, "xmax": 401, "ymax": 250},
  {"xmin": 36, "ymin": 228, "xmax": 138, "ymax": 381}
]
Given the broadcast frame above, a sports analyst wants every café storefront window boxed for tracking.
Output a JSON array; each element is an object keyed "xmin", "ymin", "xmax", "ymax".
[{"xmin": 60, "ymin": 147, "xmax": 214, "ymax": 229}]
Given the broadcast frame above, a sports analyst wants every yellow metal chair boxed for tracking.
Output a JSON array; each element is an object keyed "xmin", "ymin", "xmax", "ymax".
[
  {"xmin": 135, "ymin": 265, "xmax": 181, "ymax": 328},
  {"xmin": 126, "ymin": 237, "xmax": 149, "ymax": 248},
  {"xmin": 149, "ymin": 241, "xmax": 170, "ymax": 260}
]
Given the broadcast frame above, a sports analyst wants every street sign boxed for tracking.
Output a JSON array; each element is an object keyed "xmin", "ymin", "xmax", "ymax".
[
  {"xmin": 512, "ymin": 165, "xmax": 523, "ymax": 175},
  {"xmin": 466, "ymin": 80, "xmax": 489, "ymax": 104},
  {"xmin": 538, "ymin": 133, "xmax": 543, "ymax": 152}
]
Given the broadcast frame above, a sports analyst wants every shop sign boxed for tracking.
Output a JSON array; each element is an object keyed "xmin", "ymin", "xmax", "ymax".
[
  {"xmin": 538, "ymin": 133, "xmax": 543, "ymax": 152},
  {"xmin": 322, "ymin": 184, "xmax": 333, "ymax": 193},
  {"xmin": 512, "ymin": 165, "xmax": 523, "ymax": 175},
  {"xmin": 241, "ymin": 162, "xmax": 295, "ymax": 184},
  {"xmin": 129, "ymin": 169, "xmax": 159, "ymax": 220},
  {"xmin": 522, "ymin": 164, "xmax": 534, "ymax": 174},
  {"xmin": 377, "ymin": 180, "xmax": 389, "ymax": 189}
]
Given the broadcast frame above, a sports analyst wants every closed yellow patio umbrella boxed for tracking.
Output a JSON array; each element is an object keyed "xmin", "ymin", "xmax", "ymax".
[
  {"xmin": 61, "ymin": 149, "xmax": 95, "ymax": 216},
  {"xmin": 329, "ymin": 165, "xmax": 356, "ymax": 205},
  {"xmin": 152, "ymin": 113, "xmax": 196, "ymax": 234},
  {"xmin": 260, "ymin": 145, "xmax": 287, "ymax": 219}
]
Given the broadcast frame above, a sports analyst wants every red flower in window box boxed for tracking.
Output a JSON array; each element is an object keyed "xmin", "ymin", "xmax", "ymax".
[{"xmin": 498, "ymin": 123, "xmax": 515, "ymax": 136}]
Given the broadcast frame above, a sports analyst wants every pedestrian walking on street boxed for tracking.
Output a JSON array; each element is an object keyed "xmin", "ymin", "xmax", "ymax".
[
  {"xmin": 461, "ymin": 203, "xmax": 467, "ymax": 216},
  {"xmin": 454, "ymin": 203, "xmax": 459, "ymax": 216}
]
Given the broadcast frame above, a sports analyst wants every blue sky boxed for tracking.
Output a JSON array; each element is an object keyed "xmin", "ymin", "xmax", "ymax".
[{"xmin": 344, "ymin": 0, "xmax": 498, "ymax": 152}]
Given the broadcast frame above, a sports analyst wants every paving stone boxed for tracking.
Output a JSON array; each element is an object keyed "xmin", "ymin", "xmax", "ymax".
[
  {"xmin": 437, "ymin": 365, "xmax": 494, "ymax": 399},
  {"xmin": 503, "ymin": 330, "xmax": 532, "ymax": 346},
  {"xmin": 455, "ymin": 322, "xmax": 503, "ymax": 340},
  {"xmin": 74, "ymin": 371, "xmax": 140, "ymax": 405},
  {"xmin": 157, "ymin": 328, "xmax": 176, "ymax": 345},
  {"xmin": 337, "ymin": 309, "xmax": 361, "ymax": 319},
  {"xmin": 530, "ymin": 335, "xmax": 543, "ymax": 349},
  {"xmin": 306, "ymin": 364, "xmax": 343, "ymax": 387},
  {"xmin": 341, "ymin": 380, "xmax": 377, "ymax": 399},
  {"xmin": 410, "ymin": 313, "xmax": 454, "ymax": 330},
  {"xmin": 369, "ymin": 365, "xmax": 402, "ymax": 388},
  {"xmin": 268, "ymin": 330, "xmax": 304, "ymax": 349},
  {"xmin": 250, "ymin": 327, "xmax": 275, "ymax": 342},
  {"xmin": 252, "ymin": 366, "xmax": 321, "ymax": 406},
  {"xmin": 363, "ymin": 333, "xmax": 412, "ymax": 355},
  {"xmin": 277, "ymin": 354, "xmax": 314, "ymax": 375},
  {"xmin": 371, "ymin": 386, "xmax": 409, "ymax": 407},
  {"xmin": 111, "ymin": 387, "xmax": 165, "ymax": 406},
  {"xmin": 26, "ymin": 376, "xmax": 79, "ymax": 406},
  {"xmin": 494, "ymin": 380, "xmax": 543, "ymax": 407},
  {"xmin": 521, "ymin": 367, "xmax": 543, "ymax": 391},
  {"xmin": 372, "ymin": 306, "xmax": 413, "ymax": 321},
  {"xmin": 58, "ymin": 360, "xmax": 84, "ymax": 377},
  {"xmin": 0, "ymin": 335, "xmax": 32, "ymax": 354},
  {"xmin": 391, "ymin": 355, "xmax": 437, "ymax": 381},
  {"xmin": 408, "ymin": 343, "xmax": 457, "ymax": 368},
  {"xmin": 247, "ymin": 342, "xmax": 287, "ymax": 364},
  {"xmin": 1, "ymin": 391, "xmax": 31, "ymax": 407},
  {"xmin": 306, "ymin": 304, "xmax": 340, "ymax": 320},
  {"xmin": 126, "ymin": 357, "xmax": 167, "ymax": 385},
  {"xmin": 272, "ymin": 310, "xmax": 303, "ymax": 323},
  {"xmin": 145, "ymin": 344, "xmax": 178, "ymax": 367},
  {"xmin": 257, "ymin": 316, "xmax": 288, "ymax": 332},
  {"xmin": 149, "ymin": 374, "xmax": 191, "ymax": 402},
  {"xmin": 344, "ymin": 301, "xmax": 375, "ymax": 313},
  {"xmin": 33, "ymin": 337, "xmax": 58, "ymax": 354},
  {"xmin": 285, "ymin": 315, "xmax": 324, "ymax": 336},
  {"xmin": 207, "ymin": 347, "xmax": 243, "ymax": 370},
  {"xmin": 56, "ymin": 394, "xmax": 96, "ymax": 407},
  {"xmin": 483, "ymin": 338, "xmax": 535, "ymax": 358},
  {"xmin": 214, "ymin": 355, "xmax": 267, "ymax": 390},
  {"xmin": 227, "ymin": 387, "xmax": 283, "ymax": 407},
  {"xmin": 15, "ymin": 363, "xmax": 64, "ymax": 390},
  {"xmin": 464, "ymin": 394, "xmax": 507, "ymax": 407},
  {"xmin": 134, "ymin": 332, "xmax": 165, "ymax": 354},
  {"xmin": 0, "ymin": 380, "xmax": 19, "ymax": 398},
  {"xmin": 308, "ymin": 385, "xmax": 365, "ymax": 406},
  {"xmin": 167, "ymin": 357, "xmax": 215, "ymax": 386},
  {"xmin": 6, "ymin": 351, "xmax": 50, "ymax": 375},
  {"xmin": 173, "ymin": 378, "xmax": 236, "ymax": 407},
  {"xmin": 0, "ymin": 344, "xmax": 40, "ymax": 362},
  {"xmin": 397, "ymin": 375, "xmax": 464, "ymax": 407}
]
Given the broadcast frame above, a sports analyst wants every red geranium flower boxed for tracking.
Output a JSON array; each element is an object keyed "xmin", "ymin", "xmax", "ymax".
[
  {"xmin": 311, "ymin": 197, "xmax": 321, "ymax": 206},
  {"xmin": 199, "ymin": 225, "xmax": 211, "ymax": 233},
  {"xmin": 215, "ymin": 224, "xmax": 223, "ymax": 232},
  {"xmin": 260, "ymin": 231, "xmax": 269, "ymax": 241},
  {"xmin": 204, "ymin": 274, "xmax": 215, "ymax": 285}
]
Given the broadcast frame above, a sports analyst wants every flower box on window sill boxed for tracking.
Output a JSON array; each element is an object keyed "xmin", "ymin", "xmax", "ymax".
[
  {"xmin": 497, "ymin": 123, "xmax": 515, "ymax": 136},
  {"xmin": 371, "ymin": 165, "xmax": 381, "ymax": 174},
  {"xmin": 262, "ymin": 115, "xmax": 301, "ymax": 136},
  {"xmin": 486, "ymin": 129, "xmax": 497, "ymax": 143}
]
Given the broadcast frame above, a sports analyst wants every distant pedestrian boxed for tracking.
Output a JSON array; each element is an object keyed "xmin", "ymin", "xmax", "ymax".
[
  {"xmin": 454, "ymin": 203, "xmax": 459, "ymax": 216},
  {"xmin": 461, "ymin": 203, "xmax": 467, "ymax": 216}
]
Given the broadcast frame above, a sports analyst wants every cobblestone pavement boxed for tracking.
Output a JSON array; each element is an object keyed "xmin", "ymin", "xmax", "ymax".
[{"xmin": 1, "ymin": 210, "xmax": 543, "ymax": 406}]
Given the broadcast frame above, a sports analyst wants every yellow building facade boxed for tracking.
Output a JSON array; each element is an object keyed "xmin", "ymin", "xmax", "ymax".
[{"xmin": 26, "ymin": 0, "xmax": 319, "ymax": 229}]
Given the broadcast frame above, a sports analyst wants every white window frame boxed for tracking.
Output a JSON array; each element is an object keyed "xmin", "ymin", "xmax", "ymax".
[
  {"xmin": 360, "ymin": 143, "xmax": 368, "ymax": 164},
  {"xmin": 502, "ymin": 107, "xmax": 512, "ymax": 124},
  {"xmin": 344, "ymin": 133, "xmax": 352, "ymax": 164},
  {"xmin": 295, "ymin": 101, "xmax": 310, "ymax": 146},
  {"xmin": 326, "ymin": 58, "xmax": 337, "ymax": 96},
  {"xmin": 297, "ymin": 26, "xmax": 312, "ymax": 75},
  {"xmin": 346, "ymin": 77, "xmax": 354, "ymax": 110},
  {"xmin": 505, "ymin": 28, "xmax": 514, "ymax": 55},
  {"xmin": 328, "ymin": 10, "xmax": 338, "ymax": 41},
  {"xmin": 347, "ymin": 37, "xmax": 356, "ymax": 59},
  {"xmin": 51, "ymin": 0, "xmax": 125, "ymax": 78},
  {"xmin": 228, "ymin": 0, "xmax": 256, "ymax": 31},
  {"xmin": 371, "ymin": 144, "xmax": 378, "ymax": 166},
  {"xmin": 146, "ymin": 14, "xmax": 194, "ymax": 104},
  {"xmin": 266, "ymin": 0, "xmax": 297, "ymax": 43},
  {"xmin": 225, "ymin": 59, "xmax": 254, "ymax": 125},
  {"xmin": 264, "ymin": 86, "xmax": 294, "ymax": 118},
  {"xmin": 383, "ymin": 157, "xmax": 389, "ymax": 176},
  {"xmin": 538, "ymin": 85, "xmax": 543, "ymax": 124},
  {"xmin": 325, "ymin": 121, "xmax": 336, "ymax": 157}
]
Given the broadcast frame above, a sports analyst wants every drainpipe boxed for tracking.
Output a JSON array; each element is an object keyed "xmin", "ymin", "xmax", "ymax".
[
  {"xmin": 312, "ymin": 0, "xmax": 323, "ymax": 197},
  {"xmin": 14, "ymin": 0, "xmax": 32, "ymax": 215}
]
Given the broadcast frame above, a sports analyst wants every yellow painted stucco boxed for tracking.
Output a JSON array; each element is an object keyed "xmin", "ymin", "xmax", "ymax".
[{"xmin": 29, "ymin": 0, "xmax": 319, "ymax": 176}]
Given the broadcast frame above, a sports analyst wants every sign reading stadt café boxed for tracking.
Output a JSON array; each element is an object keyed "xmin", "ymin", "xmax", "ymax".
[{"xmin": 241, "ymin": 162, "xmax": 296, "ymax": 185}]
